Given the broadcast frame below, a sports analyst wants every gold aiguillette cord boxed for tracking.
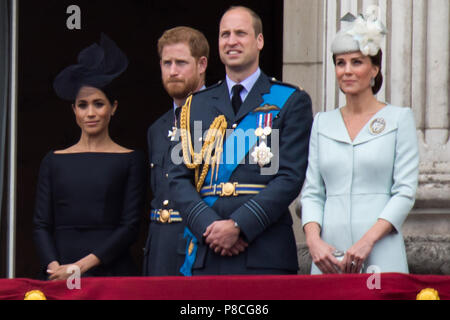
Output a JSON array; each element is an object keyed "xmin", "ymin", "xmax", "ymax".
[{"xmin": 180, "ymin": 95, "xmax": 227, "ymax": 192}]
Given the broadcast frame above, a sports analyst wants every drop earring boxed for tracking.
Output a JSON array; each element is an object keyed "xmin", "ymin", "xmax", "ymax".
[{"xmin": 370, "ymin": 77, "xmax": 375, "ymax": 87}]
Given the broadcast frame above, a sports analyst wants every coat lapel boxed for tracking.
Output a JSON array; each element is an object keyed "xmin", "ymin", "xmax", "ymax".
[
  {"xmin": 318, "ymin": 105, "xmax": 398, "ymax": 145},
  {"xmin": 235, "ymin": 73, "xmax": 271, "ymax": 122},
  {"xmin": 352, "ymin": 105, "xmax": 398, "ymax": 145},
  {"xmin": 318, "ymin": 108, "xmax": 353, "ymax": 144},
  {"xmin": 211, "ymin": 81, "xmax": 235, "ymax": 121},
  {"xmin": 211, "ymin": 73, "xmax": 272, "ymax": 123}
]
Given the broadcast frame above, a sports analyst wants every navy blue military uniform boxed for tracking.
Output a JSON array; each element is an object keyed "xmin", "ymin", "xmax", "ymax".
[
  {"xmin": 169, "ymin": 72, "xmax": 313, "ymax": 275},
  {"xmin": 143, "ymin": 108, "xmax": 186, "ymax": 276}
]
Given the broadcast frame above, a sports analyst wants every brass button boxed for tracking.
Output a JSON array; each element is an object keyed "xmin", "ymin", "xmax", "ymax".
[
  {"xmin": 150, "ymin": 163, "xmax": 154, "ymax": 168},
  {"xmin": 163, "ymin": 200, "xmax": 169, "ymax": 206},
  {"xmin": 232, "ymin": 123, "xmax": 237, "ymax": 129},
  {"xmin": 221, "ymin": 182, "xmax": 236, "ymax": 197},
  {"xmin": 165, "ymin": 173, "xmax": 169, "ymax": 178}
]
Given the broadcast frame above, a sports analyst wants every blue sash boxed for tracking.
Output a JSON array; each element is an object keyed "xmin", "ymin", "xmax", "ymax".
[
  {"xmin": 180, "ymin": 84, "xmax": 296, "ymax": 276},
  {"xmin": 179, "ymin": 228, "xmax": 198, "ymax": 276}
]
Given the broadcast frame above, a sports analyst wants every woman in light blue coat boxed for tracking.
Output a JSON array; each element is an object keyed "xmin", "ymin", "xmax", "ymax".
[{"xmin": 301, "ymin": 9, "xmax": 419, "ymax": 274}]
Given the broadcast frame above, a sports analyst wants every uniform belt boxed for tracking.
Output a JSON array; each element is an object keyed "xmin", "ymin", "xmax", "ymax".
[
  {"xmin": 150, "ymin": 209, "xmax": 182, "ymax": 224},
  {"xmin": 200, "ymin": 183, "xmax": 266, "ymax": 197}
]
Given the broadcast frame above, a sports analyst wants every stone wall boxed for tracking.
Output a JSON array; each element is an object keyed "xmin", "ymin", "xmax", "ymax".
[{"xmin": 283, "ymin": 0, "xmax": 450, "ymax": 274}]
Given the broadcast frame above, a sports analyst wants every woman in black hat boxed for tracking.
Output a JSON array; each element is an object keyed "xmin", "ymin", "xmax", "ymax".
[{"xmin": 33, "ymin": 34, "xmax": 146, "ymax": 280}]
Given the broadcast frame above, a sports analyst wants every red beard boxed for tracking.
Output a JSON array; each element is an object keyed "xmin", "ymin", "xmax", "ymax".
[{"xmin": 164, "ymin": 79, "xmax": 195, "ymax": 100}]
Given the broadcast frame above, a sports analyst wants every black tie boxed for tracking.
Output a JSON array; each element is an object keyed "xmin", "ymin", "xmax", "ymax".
[
  {"xmin": 174, "ymin": 106, "xmax": 181, "ymax": 124},
  {"xmin": 231, "ymin": 84, "xmax": 244, "ymax": 115}
]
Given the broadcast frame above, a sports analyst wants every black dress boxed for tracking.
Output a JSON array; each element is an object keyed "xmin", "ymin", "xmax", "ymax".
[{"xmin": 33, "ymin": 151, "xmax": 146, "ymax": 278}]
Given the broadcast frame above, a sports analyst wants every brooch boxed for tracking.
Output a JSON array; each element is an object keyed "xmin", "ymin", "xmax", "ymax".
[{"xmin": 369, "ymin": 118, "xmax": 386, "ymax": 135}]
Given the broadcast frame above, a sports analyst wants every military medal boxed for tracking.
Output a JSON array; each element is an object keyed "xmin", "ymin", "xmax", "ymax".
[
  {"xmin": 255, "ymin": 127, "xmax": 264, "ymax": 137},
  {"xmin": 168, "ymin": 126, "xmax": 178, "ymax": 141},
  {"xmin": 169, "ymin": 108, "xmax": 180, "ymax": 141},
  {"xmin": 255, "ymin": 113, "xmax": 273, "ymax": 139},
  {"xmin": 253, "ymin": 112, "xmax": 274, "ymax": 167},
  {"xmin": 255, "ymin": 114, "xmax": 264, "ymax": 137},
  {"xmin": 262, "ymin": 113, "xmax": 273, "ymax": 138},
  {"xmin": 369, "ymin": 118, "xmax": 386, "ymax": 135},
  {"xmin": 251, "ymin": 141, "xmax": 273, "ymax": 168}
]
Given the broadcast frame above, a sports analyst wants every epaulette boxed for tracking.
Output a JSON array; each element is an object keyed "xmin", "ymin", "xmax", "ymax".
[
  {"xmin": 191, "ymin": 80, "xmax": 224, "ymax": 96},
  {"xmin": 269, "ymin": 77, "xmax": 304, "ymax": 91}
]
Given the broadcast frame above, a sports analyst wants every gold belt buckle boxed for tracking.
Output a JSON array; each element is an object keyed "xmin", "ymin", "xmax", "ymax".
[
  {"xmin": 220, "ymin": 182, "xmax": 238, "ymax": 197},
  {"xmin": 159, "ymin": 209, "xmax": 172, "ymax": 223}
]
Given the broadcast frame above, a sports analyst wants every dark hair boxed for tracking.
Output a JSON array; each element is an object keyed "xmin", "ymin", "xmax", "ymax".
[
  {"xmin": 369, "ymin": 50, "xmax": 383, "ymax": 94},
  {"xmin": 333, "ymin": 50, "xmax": 383, "ymax": 95},
  {"xmin": 98, "ymin": 81, "xmax": 119, "ymax": 105},
  {"xmin": 74, "ymin": 81, "xmax": 120, "ymax": 106}
]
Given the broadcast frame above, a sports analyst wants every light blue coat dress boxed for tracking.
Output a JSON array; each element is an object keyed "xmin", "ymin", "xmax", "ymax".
[{"xmin": 301, "ymin": 105, "xmax": 419, "ymax": 274}]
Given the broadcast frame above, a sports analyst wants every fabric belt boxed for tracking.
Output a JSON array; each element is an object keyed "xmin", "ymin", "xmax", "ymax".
[
  {"xmin": 200, "ymin": 183, "xmax": 266, "ymax": 197},
  {"xmin": 150, "ymin": 209, "xmax": 182, "ymax": 224}
]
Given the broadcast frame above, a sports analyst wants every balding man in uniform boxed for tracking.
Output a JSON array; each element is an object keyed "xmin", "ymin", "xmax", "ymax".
[{"xmin": 169, "ymin": 6, "xmax": 313, "ymax": 275}]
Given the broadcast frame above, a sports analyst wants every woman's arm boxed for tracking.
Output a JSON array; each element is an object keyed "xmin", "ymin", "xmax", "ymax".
[
  {"xmin": 90, "ymin": 151, "xmax": 146, "ymax": 266},
  {"xmin": 33, "ymin": 152, "xmax": 60, "ymax": 275},
  {"xmin": 301, "ymin": 114, "xmax": 341, "ymax": 274},
  {"xmin": 342, "ymin": 219, "xmax": 392, "ymax": 273},
  {"xmin": 48, "ymin": 254, "xmax": 101, "ymax": 280},
  {"xmin": 304, "ymin": 222, "xmax": 341, "ymax": 274},
  {"xmin": 377, "ymin": 108, "xmax": 419, "ymax": 232}
]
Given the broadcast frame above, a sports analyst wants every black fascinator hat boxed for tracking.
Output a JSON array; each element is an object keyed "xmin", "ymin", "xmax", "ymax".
[{"xmin": 53, "ymin": 33, "xmax": 128, "ymax": 101}]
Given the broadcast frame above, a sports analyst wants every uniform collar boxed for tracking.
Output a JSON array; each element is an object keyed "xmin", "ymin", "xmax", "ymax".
[
  {"xmin": 226, "ymin": 68, "xmax": 261, "ymax": 103},
  {"xmin": 173, "ymin": 85, "xmax": 206, "ymax": 115}
]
